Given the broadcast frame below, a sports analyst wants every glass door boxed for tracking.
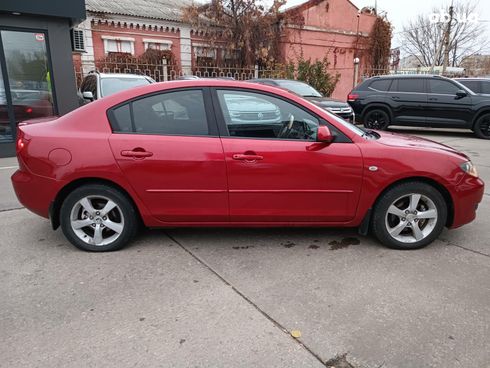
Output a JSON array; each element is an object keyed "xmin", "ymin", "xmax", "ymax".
[{"xmin": 0, "ymin": 29, "xmax": 56, "ymax": 149}]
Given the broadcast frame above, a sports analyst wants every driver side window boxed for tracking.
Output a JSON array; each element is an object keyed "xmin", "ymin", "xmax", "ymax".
[{"xmin": 216, "ymin": 90, "xmax": 319, "ymax": 141}]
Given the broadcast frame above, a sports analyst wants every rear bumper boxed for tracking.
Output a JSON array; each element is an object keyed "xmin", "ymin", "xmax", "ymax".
[
  {"xmin": 450, "ymin": 175, "xmax": 485, "ymax": 228},
  {"xmin": 11, "ymin": 169, "xmax": 61, "ymax": 219}
]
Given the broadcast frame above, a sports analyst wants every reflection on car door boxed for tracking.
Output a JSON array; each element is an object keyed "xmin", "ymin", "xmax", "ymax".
[
  {"xmin": 388, "ymin": 78, "xmax": 428, "ymax": 125},
  {"xmin": 426, "ymin": 79, "xmax": 473, "ymax": 128},
  {"xmin": 213, "ymin": 89, "xmax": 363, "ymax": 223},
  {"xmin": 108, "ymin": 88, "xmax": 229, "ymax": 222}
]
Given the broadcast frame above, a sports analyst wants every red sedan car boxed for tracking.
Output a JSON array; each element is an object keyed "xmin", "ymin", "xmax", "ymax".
[{"xmin": 12, "ymin": 80, "xmax": 484, "ymax": 252}]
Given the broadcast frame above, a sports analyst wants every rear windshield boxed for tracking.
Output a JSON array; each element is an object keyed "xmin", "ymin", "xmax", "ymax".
[{"xmin": 101, "ymin": 77, "xmax": 151, "ymax": 97}]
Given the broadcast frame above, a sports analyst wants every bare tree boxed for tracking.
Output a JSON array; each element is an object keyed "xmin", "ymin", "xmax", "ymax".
[{"xmin": 401, "ymin": 1, "xmax": 488, "ymax": 67}]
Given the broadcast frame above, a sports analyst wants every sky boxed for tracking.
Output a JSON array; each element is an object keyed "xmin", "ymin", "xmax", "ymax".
[{"xmin": 284, "ymin": 0, "xmax": 490, "ymax": 52}]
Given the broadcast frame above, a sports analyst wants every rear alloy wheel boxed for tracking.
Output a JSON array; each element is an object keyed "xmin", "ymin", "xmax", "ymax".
[
  {"xmin": 473, "ymin": 113, "xmax": 490, "ymax": 139},
  {"xmin": 372, "ymin": 182, "xmax": 447, "ymax": 250},
  {"xmin": 363, "ymin": 109, "xmax": 390, "ymax": 130},
  {"xmin": 60, "ymin": 184, "xmax": 138, "ymax": 252}
]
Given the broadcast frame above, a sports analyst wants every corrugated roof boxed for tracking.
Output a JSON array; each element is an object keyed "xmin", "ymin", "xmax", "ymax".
[{"xmin": 86, "ymin": 0, "xmax": 194, "ymax": 22}]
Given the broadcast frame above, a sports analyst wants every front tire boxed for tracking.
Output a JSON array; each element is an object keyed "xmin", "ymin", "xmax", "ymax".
[
  {"xmin": 473, "ymin": 113, "xmax": 490, "ymax": 139},
  {"xmin": 60, "ymin": 184, "xmax": 138, "ymax": 252},
  {"xmin": 363, "ymin": 109, "xmax": 390, "ymax": 130},
  {"xmin": 371, "ymin": 182, "xmax": 447, "ymax": 250}
]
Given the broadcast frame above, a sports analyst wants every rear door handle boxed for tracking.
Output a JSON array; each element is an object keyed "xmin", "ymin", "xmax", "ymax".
[
  {"xmin": 428, "ymin": 97, "xmax": 438, "ymax": 101},
  {"xmin": 391, "ymin": 96, "xmax": 400, "ymax": 100},
  {"xmin": 233, "ymin": 154, "xmax": 264, "ymax": 161},
  {"xmin": 121, "ymin": 149, "xmax": 153, "ymax": 158}
]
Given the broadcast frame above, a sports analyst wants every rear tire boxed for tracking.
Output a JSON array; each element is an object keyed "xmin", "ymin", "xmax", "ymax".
[
  {"xmin": 363, "ymin": 109, "xmax": 390, "ymax": 130},
  {"xmin": 60, "ymin": 184, "xmax": 138, "ymax": 252},
  {"xmin": 473, "ymin": 113, "xmax": 490, "ymax": 139},
  {"xmin": 372, "ymin": 182, "xmax": 447, "ymax": 250}
]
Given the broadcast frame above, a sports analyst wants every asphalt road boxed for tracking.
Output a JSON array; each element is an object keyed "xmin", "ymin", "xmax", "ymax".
[{"xmin": 1, "ymin": 128, "xmax": 489, "ymax": 368}]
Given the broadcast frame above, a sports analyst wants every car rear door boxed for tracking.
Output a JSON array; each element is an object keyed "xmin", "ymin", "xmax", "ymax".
[
  {"xmin": 212, "ymin": 88, "xmax": 363, "ymax": 223},
  {"xmin": 387, "ymin": 78, "xmax": 428, "ymax": 125},
  {"xmin": 108, "ymin": 88, "xmax": 229, "ymax": 223},
  {"xmin": 426, "ymin": 79, "xmax": 473, "ymax": 128}
]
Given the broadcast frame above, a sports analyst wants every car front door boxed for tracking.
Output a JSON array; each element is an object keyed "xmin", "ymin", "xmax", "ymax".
[
  {"xmin": 426, "ymin": 79, "xmax": 474, "ymax": 128},
  {"xmin": 387, "ymin": 78, "xmax": 428, "ymax": 125},
  {"xmin": 108, "ymin": 88, "xmax": 229, "ymax": 223},
  {"xmin": 213, "ymin": 88, "xmax": 363, "ymax": 223}
]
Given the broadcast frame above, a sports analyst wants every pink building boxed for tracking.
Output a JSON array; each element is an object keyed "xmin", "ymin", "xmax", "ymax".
[{"xmin": 73, "ymin": 0, "xmax": 376, "ymax": 99}]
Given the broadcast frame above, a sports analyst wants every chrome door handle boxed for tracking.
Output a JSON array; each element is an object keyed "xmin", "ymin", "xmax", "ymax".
[
  {"xmin": 121, "ymin": 149, "xmax": 153, "ymax": 158},
  {"xmin": 232, "ymin": 154, "xmax": 264, "ymax": 161}
]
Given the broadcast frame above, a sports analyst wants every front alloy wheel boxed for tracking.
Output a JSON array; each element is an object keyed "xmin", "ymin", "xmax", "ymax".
[
  {"xmin": 372, "ymin": 182, "xmax": 447, "ymax": 250},
  {"xmin": 363, "ymin": 109, "xmax": 390, "ymax": 130}
]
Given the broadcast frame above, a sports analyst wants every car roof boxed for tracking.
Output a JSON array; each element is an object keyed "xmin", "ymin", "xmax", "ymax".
[
  {"xmin": 455, "ymin": 77, "xmax": 490, "ymax": 81},
  {"xmin": 370, "ymin": 74, "xmax": 444, "ymax": 79}
]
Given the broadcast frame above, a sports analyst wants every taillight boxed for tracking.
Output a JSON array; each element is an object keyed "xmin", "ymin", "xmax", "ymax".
[
  {"xmin": 16, "ymin": 130, "xmax": 26, "ymax": 153},
  {"xmin": 25, "ymin": 107, "xmax": 33, "ymax": 114},
  {"xmin": 347, "ymin": 93, "xmax": 359, "ymax": 101}
]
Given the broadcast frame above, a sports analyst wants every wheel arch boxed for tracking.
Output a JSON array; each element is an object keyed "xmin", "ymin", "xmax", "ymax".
[
  {"xmin": 360, "ymin": 103, "xmax": 393, "ymax": 122},
  {"xmin": 362, "ymin": 176, "xmax": 455, "ymax": 233},
  {"xmin": 50, "ymin": 177, "xmax": 143, "ymax": 230},
  {"xmin": 471, "ymin": 108, "xmax": 490, "ymax": 129}
]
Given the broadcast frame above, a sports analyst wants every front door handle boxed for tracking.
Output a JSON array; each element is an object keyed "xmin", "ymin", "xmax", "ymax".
[
  {"xmin": 121, "ymin": 149, "xmax": 153, "ymax": 158},
  {"xmin": 233, "ymin": 153, "xmax": 264, "ymax": 161},
  {"xmin": 428, "ymin": 97, "xmax": 438, "ymax": 101},
  {"xmin": 391, "ymin": 96, "xmax": 400, "ymax": 100}
]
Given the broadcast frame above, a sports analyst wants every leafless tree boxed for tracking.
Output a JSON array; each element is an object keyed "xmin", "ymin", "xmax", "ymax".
[{"xmin": 401, "ymin": 1, "xmax": 488, "ymax": 67}]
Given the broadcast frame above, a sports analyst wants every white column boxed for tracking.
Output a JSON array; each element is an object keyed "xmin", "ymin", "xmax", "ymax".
[
  {"xmin": 179, "ymin": 26, "xmax": 192, "ymax": 75},
  {"xmin": 79, "ymin": 17, "xmax": 96, "ymax": 74}
]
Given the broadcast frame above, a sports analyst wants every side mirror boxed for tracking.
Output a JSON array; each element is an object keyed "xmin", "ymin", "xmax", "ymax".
[
  {"xmin": 82, "ymin": 91, "xmax": 94, "ymax": 101},
  {"xmin": 456, "ymin": 89, "xmax": 467, "ymax": 99},
  {"xmin": 317, "ymin": 125, "xmax": 334, "ymax": 143}
]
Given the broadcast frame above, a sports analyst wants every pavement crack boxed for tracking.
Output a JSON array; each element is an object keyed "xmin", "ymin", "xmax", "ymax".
[
  {"xmin": 0, "ymin": 206, "xmax": 25, "ymax": 213},
  {"xmin": 440, "ymin": 238, "xmax": 490, "ymax": 258},
  {"xmin": 164, "ymin": 230, "xmax": 329, "ymax": 367}
]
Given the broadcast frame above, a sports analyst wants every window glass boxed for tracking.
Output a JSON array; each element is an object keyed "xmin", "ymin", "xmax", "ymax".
[
  {"xmin": 131, "ymin": 90, "xmax": 208, "ymax": 135},
  {"xmin": 101, "ymin": 77, "xmax": 151, "ymax": 97},
  {"xmin": 428, "ymin": 79, "xmax": 460, "ymax": 94},
  {"xmin": 275, "ymin": 81, "xmax": 323, "ymax": 97},
  {"xmin": 480, "ymin": 81, "xmax": 490, "ymax": 94},
  {"xmin": 217, "ymin": 90, "xmax": 319, "ymax": 141},
  {"xmin": 369, "ymin": 79, "xmax": 392, "ymax": 91},
  {"xmin": 391, "ymin": 78, "xmax": 425, "ymax": 93},
  {"xmin": 110, "ymin": 104, "xmax": 132, "ymax": 132},
  {"xmin": 458, "ymin": 80, "xmax": 480, "ymax": 93}
]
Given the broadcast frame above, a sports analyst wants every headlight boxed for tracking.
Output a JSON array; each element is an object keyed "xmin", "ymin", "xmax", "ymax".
[{"xmin": 460, "ymin": 161, "xmax": 479, "ymax": 178}]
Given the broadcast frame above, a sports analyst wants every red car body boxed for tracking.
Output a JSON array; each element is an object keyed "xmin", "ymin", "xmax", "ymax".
[{"xmin": 11, "ymin": 80, "xmax": 484, "ymax": 236}]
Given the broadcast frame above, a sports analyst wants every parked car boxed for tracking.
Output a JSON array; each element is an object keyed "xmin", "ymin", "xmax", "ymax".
[
  {"xmin": 248, "ymin": 79, "xmax": 355, "ymax": 123},
  {"xmin": 348, "ymin": 74, "xmax": 490, "ymax": 139},
  {"xmin": 78, "ymin": 72, "xmax": 155, "ymax": 105},
  {"xmin": 454, "ymin": 78, "xmax": 490, "ymax": 95},
  {"xmin": 12, "ymin": 80, "xmax": 484, "ymax": 252}
]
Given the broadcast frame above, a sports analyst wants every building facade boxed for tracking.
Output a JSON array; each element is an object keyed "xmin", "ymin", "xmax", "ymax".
[
  {"xmin": 74, "ymin": 0, "xmax": 376, "ymax": 100},
  {"xmin": 0, "ymin": 0, "xmax": 85, "ymax": 157}
]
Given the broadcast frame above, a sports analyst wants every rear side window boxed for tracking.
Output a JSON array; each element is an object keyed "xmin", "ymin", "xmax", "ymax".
[
  {"xmin": 109, "ymin": 89, "xmax": 210, "ymax": 136},
  {"xmin": 369, "ymin": 79, "xmax": 392, "ymax": 91},
  {"xmin": 428, "ymin": 79, "xmax": 460, "ymax": 94},
  {"xmin": 390, "ymin": 78, "xmax": 426, "ymax": 93}
]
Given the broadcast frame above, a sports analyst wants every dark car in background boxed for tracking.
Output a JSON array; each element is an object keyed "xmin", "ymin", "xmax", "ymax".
[
  {"xmin": 348, "ymin": 74, "xmax": 490, "ymax": 139},
  {"xmin": 248, "ymin": 79, "xmax": 355, "ymax": 123},
  {"xmin": 455, "ymin": 78, "xmax": 490, "ymax": 95}
]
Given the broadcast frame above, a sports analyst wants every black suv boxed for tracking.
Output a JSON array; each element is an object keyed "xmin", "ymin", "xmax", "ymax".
[
  {"xmin": 455, "ymin": 78, "xmax": 490, "ymax": 95},
  {"xmin": 348, "ymin": 74, "xmax": 490, "ymax": 139}
]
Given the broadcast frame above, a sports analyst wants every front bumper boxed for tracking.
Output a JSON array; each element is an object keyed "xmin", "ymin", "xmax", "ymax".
[{"xmin": 450, "ymin": 174, "xmax": 485, "ymax": 228}]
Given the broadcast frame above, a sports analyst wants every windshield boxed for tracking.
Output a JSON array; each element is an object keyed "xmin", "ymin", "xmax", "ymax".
[
  {"xmin": 276, "ymin": 81, "xmax": 323, "ymax": 97},
  {"xmin": 326, "ymin": 112, "xmax": 368, "ymax": 137},
  {"xmin": 101, "ymin": 77, "xmax": 151, "ymax": 97}
]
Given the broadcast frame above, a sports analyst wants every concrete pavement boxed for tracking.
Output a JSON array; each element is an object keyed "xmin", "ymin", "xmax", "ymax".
[{"xmin": 0, "ymin": 129, "xmax": 489, "ymax": 368}]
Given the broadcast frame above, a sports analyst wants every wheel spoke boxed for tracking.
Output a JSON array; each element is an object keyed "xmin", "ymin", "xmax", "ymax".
[
  {"xmin": 412, "ymin": 222, "xmax": 424, "ymax": 241},
  {"xmin": 409, "ymin": 194, "xmax": 421, "ymax": 212},
  {"xmin": 100, "ymin": 200, "xmax": 117, "ymax": 217},
  {"xmin": 388, "ymin": 205, "xmax": 406, "ymax": 218},
  {"xmin": 72, "ymin": 218, "xmax": 93, "ymax": 230},
  {"xmin": 80, "ymin": 197, "xmax": 96, "ymax": 215},
  {"xmin": 93, "ymin": 224, "xmax": 103, "ymax": 245},
  {"xmin": 389, "ymin": 221, "xmax": 407, "ymax": 237},
  {"xmin": 417, "ymin": 209, "xmax": 437, "ymax": 219},
  {"xmin": 103, "ymin": 219, "xmax": 123, "ymax": 234}
]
